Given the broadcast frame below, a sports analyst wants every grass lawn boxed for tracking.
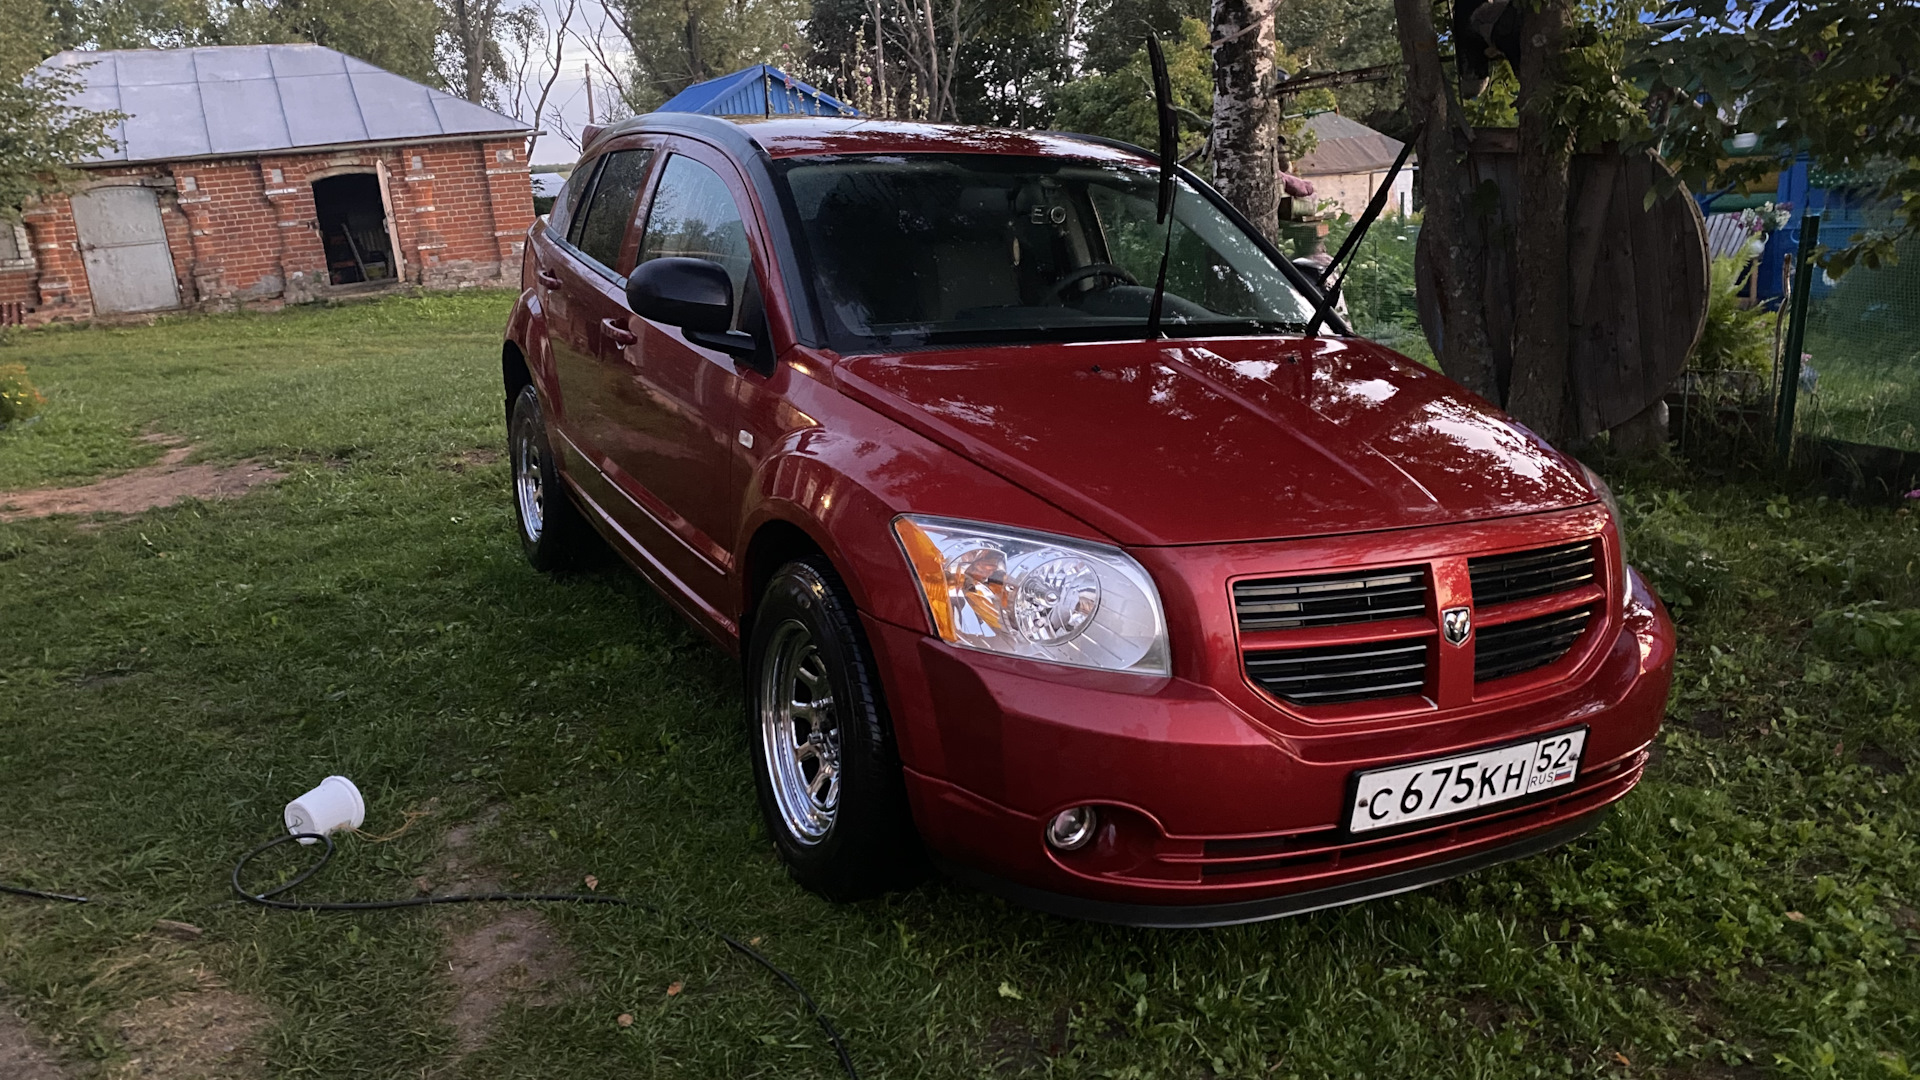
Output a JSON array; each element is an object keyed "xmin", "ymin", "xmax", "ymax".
[{"xmin": 1, "ymin": 293, "xmax": 1917, "ymax": 1079}]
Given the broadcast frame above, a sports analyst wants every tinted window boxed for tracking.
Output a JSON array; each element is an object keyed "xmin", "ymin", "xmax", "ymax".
[
  {"xmin": 572, "ymin": 149, "xmax": 653, "ymax": 271},
  {"xmin": 638, "ymin": 156, "xmax": 752, "ymax": 313}
]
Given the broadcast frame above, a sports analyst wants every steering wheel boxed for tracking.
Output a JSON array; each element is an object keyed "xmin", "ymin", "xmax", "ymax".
[{"xmin": 1045, "ymin": 262, "xmax": 1139, "ymax": 302}]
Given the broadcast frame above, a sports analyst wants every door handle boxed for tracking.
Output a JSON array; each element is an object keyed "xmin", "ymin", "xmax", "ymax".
[
  {"xmin": 600, "ymin": 317, "xmax": 638, "ymax": 347},
  {"xmin": 536, "ymin": 268, "xmax": 563, "ymax": 287}
]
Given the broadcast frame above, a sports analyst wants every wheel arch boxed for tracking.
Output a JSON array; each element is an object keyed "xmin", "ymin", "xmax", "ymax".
[
  {"xmin": 502, "ymin": 340, "xmax": 532, "ymax": 422},
  {"xmin": 741, "ymin": 515, "xmax": 841, "ymax": 640}
]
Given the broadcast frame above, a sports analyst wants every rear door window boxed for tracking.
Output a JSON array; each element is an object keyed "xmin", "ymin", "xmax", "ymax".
[{"xmin": 571, "ymin": 149, "xmax": 654, "ymax": 273}]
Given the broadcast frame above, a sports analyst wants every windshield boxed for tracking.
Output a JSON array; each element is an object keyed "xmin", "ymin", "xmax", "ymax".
[{"xmin": 773, "ymin": 153, "xmax": 1318, "ymax": 351}]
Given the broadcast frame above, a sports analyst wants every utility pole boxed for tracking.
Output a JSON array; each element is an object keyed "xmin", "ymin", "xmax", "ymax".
[{"xmin": 584, "ymin": 62, "xmax": 595, "ymax": 124}]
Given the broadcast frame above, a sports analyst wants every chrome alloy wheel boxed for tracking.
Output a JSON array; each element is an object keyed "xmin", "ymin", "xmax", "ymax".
[
  {"xmin": 760, "ymin": 619, "xmax": 841, "ymax": 844},
  {"xmin": 512, "ymin": 409, "xmax": 545, "ymax": 543}
]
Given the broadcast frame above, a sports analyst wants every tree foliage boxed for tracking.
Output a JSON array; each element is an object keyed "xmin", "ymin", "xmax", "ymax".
[
  {"xmin": 223, "ymin": 0, "xmax": 447, "ymax": 89},
  {"xmin": 0, "ymin": 0, "xmax": 121, "ymax": 216},
  {"xmin": 1078, "ymin": 0, "xmax": 1203, "ymax": 76},
  {"xmin": 617, "ymin": 0, "xmax": 809, "ymax": 112},
  {"xmin": 1633, "ymin": 0, "xmax": 1920, "ymax": 273},
  {"xmin": 806, "ymin": 0, "xmax": 1070, "ymax": 123},
  {"xmin": 1052, "ymin": 16, "xmax": 1210, "ymax": 152}
]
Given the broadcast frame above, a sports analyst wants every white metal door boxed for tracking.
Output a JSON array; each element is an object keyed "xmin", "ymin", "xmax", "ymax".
[{"xmin": 70, "ymin": 186, "xmax": 181, "ymax": 314}]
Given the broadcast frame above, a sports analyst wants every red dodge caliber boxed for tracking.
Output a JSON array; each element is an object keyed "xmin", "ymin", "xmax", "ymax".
[{"xmin": 501, "ymin": 114, "xmax": 1674, "ymax": 926}]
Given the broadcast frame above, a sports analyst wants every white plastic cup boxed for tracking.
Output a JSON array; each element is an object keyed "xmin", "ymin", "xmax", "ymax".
[{"xmin": 284, "ymin": 776, "xmax": 366, "ymax": 845}]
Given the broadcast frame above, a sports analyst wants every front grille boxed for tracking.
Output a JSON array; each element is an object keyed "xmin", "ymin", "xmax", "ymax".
[
  {"xmin": 1469, "ymin": 541, "xmax": 1596, "ymax": 607},
  {"xmin": 1246, "ymin": 639, "xmax": 1428, "ymax": 705},
  {"xmin": 1233, "ymin": 566, "xmax": 1428, "ymax": 631},
  {"xmin": 1475, "ymin": 607, "xmax": 1591, "ymax": 682}
]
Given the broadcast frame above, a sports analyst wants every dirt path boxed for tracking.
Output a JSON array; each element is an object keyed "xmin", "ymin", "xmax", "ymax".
[
  {"xmin": 0, "ymin": 1007, "xmax": 71, "ymax": 1080},
  {"xmin": 0, "ymin": 437, "xmax": 284, "ymax": 522},
  {"xmin": 433, "ymin": 809, "xmax": 579, "ymax": 1058}
]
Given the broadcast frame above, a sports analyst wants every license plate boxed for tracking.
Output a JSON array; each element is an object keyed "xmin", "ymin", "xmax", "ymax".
[{"xmin": 1348, "ymin": 728, "xmax": 1587, "ymax": 833}]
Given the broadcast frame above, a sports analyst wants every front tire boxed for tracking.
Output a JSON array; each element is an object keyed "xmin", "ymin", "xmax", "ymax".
[
  {"xmin": 748, "ymin": 558, "xmax": 922, "ymax": 900},
  {"xmin": 508, "ymin": 384, "xmax": 594, "ymax": 571}
]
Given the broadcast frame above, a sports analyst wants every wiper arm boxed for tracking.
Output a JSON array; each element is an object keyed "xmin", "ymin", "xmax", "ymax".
[
  {"xmin": 1144, "ymin": 33, "xmax": 1178, "ymax": 339},
  {"xmin": 1303, "ymin": 122, "xmax": 1422, "ymax": 337}
]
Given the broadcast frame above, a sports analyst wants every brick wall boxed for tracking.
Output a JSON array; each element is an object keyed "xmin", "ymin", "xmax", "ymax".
[{"xmin": 0, "ymin": 138, "xmax": 533, "ymax": 326}]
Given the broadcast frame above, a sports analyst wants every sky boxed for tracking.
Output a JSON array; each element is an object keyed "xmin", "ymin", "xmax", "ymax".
[{"xmin": 518, "ymin": 0, "xmax": 632, "ymax": 169}]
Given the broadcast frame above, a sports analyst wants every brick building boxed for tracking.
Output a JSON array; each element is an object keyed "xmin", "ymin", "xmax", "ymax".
[{"xmin": 1, "ymin": 44, "xmax": 535, "ymax": 325}]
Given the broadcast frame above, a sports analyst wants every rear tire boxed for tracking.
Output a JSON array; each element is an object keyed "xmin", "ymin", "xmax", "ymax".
[
  {"xmin": 748, "ymin": 558, "xmax": 922, "ymax": 900},
  {"xmin": 508, "ymin": 384, "xmax": 594, "ymax": 571}
]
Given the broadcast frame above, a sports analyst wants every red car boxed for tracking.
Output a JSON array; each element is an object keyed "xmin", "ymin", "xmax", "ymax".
[{"xmin": 501, "ymin": 114, "xmax": 1674, "ymax": 926}]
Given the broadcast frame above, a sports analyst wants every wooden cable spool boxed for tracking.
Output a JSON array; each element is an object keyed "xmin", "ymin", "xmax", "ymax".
[{"xmin": 1416, "ymin": 129, "xmax": 1710, "ymax": 438}]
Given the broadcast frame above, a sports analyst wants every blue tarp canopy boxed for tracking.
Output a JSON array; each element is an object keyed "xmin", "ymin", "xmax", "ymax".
[{"xmin": 656, "ymin": 65, "xmax": 859, "ymax": 118}]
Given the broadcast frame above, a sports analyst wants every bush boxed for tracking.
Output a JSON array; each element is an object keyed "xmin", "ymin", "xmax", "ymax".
[
  {"xmin": 0, "ymin": 362, "xmax": 46, "ymax": 424},
  {"xmin": 1692, "ymin": 256, "xmax": 1776, "ymax": 375}
]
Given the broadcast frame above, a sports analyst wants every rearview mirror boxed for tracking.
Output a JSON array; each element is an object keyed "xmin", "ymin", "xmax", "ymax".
[{"xmin": 624, "ymin": 257, "xmax": 759, "ymax": 361}]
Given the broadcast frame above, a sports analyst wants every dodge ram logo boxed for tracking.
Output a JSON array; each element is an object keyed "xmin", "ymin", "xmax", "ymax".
[{"xmin": 1442, "ymin": 606, "xmax": 1472, "ymax": 646}]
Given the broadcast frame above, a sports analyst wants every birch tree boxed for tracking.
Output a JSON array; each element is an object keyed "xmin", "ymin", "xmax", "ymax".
[{"xmin": 1209, "ymin": 0, "xmax": 1278, "ymax": 239}]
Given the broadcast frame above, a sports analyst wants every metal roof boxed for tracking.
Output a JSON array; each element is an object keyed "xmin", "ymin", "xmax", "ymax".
[
  {"xmin": 40, "ymin": 44, "xmax": 533, "ymax": 165},
  {"xmin": 656, "ymin": 65, "xmax": 859, "ymax": 118},
  {"xmin": 1293, "ymin": 112, "xmax": 1411, "ymax": 177}
]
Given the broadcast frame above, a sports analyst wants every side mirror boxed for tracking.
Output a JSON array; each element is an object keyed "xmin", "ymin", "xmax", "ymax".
[{"xmin": 624, "ymin": 257, "xmax": 759, "ymax": 360}]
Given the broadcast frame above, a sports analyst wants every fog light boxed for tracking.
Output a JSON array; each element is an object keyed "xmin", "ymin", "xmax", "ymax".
[{"xmin": 1045, "ymin": 806, "xmax": 1098, "ymax": 851}]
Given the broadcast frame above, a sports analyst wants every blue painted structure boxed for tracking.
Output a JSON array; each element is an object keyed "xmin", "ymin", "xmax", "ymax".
[
  {"xmin": 1754, "ymin": 154, "xmax": 1893, "ymax": 303},
  {"xmin": 656, "ymin": 65, "xmax": 859, "ymax": 118}
]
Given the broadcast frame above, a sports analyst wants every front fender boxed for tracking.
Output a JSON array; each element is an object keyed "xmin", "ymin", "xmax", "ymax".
[{"xmin": 734, "ymin": 361, "xmax": 1105, "ymax": 638}]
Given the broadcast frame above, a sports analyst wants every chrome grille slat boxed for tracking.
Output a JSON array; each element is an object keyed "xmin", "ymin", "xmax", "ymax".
[
  {"xmin": 1475, "ymin": 607, "xmax": 1592, "ymax": 682},
  {"xmin": 1469, "ymin": 541, "xmax": 1597, "ymax": 607},
  {"xmin": 1233, "ymin": 566, "xmax": 1428, "ymax": 632},
  {"xmin": 1245, "ymin": 640, "xmax": 1429, "ymax": 706}
]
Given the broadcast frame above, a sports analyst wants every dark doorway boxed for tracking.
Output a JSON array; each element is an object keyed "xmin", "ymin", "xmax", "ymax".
[{"xmin": 312, "ymin": 173, "xmax": 397, "ymax": 286}]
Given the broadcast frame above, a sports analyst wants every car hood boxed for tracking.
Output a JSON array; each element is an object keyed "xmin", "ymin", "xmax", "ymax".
[{"xmin": 832, "ymin": 336, "xmax": 1595, "ymax": 546}]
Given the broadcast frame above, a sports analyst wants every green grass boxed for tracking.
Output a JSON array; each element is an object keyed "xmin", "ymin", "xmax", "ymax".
[{"xmin": 2, "ymin": 294, "xmax": 1917, "ymax": 1079}]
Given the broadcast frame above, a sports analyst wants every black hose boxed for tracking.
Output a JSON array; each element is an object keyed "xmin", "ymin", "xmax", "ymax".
[
  {"xmin": 7, "ymin": 834, "xmax": 862, "ymax": 1080},
  {"xmin": 0, "ymin": 882, "xmax": 89, "ymax": 903}
]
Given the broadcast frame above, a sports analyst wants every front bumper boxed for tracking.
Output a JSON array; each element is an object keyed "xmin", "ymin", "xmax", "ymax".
[
  {"xmin": 936, "ymin": 810, "xmax": 1610, "ymax": 928},
  {"xmin": 864, "ymin": 558, "xmax": 1674, "ymax": 923}
]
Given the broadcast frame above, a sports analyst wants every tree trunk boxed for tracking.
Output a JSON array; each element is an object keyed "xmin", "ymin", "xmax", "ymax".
[
  {"xmin": 1504, "ymin": 0, "xmax": 1576, "ymax": 442},
  {"xmin": 920, "ymin": 0, "xmax": 943, "ymax": 120},
  {"xmin": 1391, "ymin": 0, "xmax": 1499, "ymax": 400},
  {"xmin": 683, "ymin": 1, "xmax": 708, "ymax": 84},
  {"xmin": 1210, "ymin": 0, "xmax": 1278, "ymax": 240},
  {"xmin": 868, "ymin": 0, "xmax": 887, "ymax": 115},
  {"xmin": 450, "ymin": 0, "xmax": 488, "ymax": 104}
]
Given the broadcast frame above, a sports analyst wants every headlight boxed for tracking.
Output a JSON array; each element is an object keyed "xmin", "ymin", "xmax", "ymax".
[
  {"xmin": 892, "ymin": 515, "xmax": 1170, "ymax": 675},
  {"xmin": 1579, "ymin": 463, "xmax": 1631, "ymax": 596}
]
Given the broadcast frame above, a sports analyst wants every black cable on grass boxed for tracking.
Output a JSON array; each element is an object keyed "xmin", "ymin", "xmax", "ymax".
[
  {"xmin": 0, "ymin": 882, "xmax": 90, "ymax": 903},
  {"xmin": 6, "ymin": 834, "xmax": 862, "ymax": 1080}
]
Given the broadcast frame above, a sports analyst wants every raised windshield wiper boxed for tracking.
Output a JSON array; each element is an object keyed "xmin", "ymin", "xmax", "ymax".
[
  {"xmin": 1303, "ymin": 122, "xmax": 1422, "ymax": 337},
  {"xmin": 1144, "ymin": 33, "xmax": 1178, "ymax": 340}
]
